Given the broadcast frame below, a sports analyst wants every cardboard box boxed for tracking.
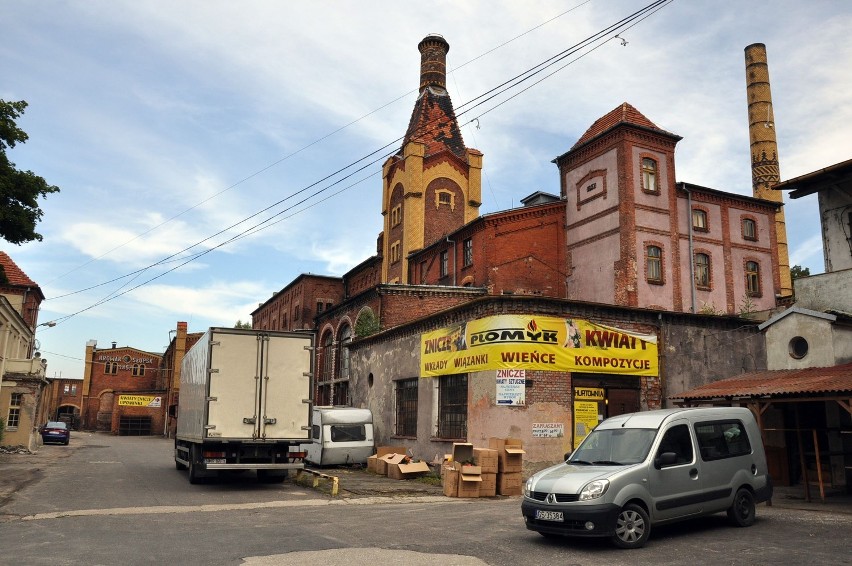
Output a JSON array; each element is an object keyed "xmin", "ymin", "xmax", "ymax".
[
  {"xmin": 455, "ymin": 463, "xmax": 481, "ymax": 476},
  {"xmin": 457, "ymin": 474, "xmax": 482, "ymax": 498},
  {"xmin": 388, "ymin": 460, "xmax": 430, "ymax": 480},
  {"xmin": 376, "ymin": 453, "xmax": 406, "ymax": 476},
  {"xmin": 474, "ymin": 448, "xmax": 499, "ymax": 474},
  {"xmin": 451, "ymin": 442, "xmax": 474, "ymax": 466},
  {"xmin": 367, "ymin": 455, "xmax": 379, "ymax": 473},
  {"xmin": 488, "ymin": 437, "xmax": 525, "ymax": 473},
  {"xmin": 375, "ymin": 446, "xmax": 408, "ymax": 457},
  {"xmin": 442, "ymin": 466, "xmax": 459, "ymax": 497},
  {"xmin": 479, "ymin": 472, "xmax": 497, "ymax": 497},
  {"xmin": 497, "ymin": 472, "xmax": 523, "ymax": 496}
]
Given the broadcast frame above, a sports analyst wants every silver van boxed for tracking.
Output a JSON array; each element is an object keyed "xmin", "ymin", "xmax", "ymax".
[{"xmin": 521, "ymin": 407, "xmax": 772, "ymax": 549}]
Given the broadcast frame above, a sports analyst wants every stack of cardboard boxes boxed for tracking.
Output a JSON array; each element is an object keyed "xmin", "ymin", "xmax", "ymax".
[
  {"xmin": 442, "ymin": 438, "xmax": 525, "ymax": 497},
  {"xmin": 367, "ymin": 446, "xmax": 431, "ymax": 480},
  {"xmin": 489, "ymin": 437, "xmax": 525, "ymax": 496}
]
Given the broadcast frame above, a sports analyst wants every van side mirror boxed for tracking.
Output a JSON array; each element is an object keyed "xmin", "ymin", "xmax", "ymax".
[
  {"xmin": 655, "ymin": 451, "xmax": 677, "ymax": 469},
  {"xmin": 564, "ymin": 452, "xmax": 572, "ymax": 462}
]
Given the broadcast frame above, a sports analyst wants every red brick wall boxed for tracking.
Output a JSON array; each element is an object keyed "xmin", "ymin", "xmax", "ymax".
[
  {"xmin": 252, "ymin": 275, "xmax": 344, "ymax": 331},
  {"xmin": 82, "ymin": 348, "xmax": 162, "ymax": 430},
  {"xmin": 424, "ymin": 177, "xmax": 466, "ymax": 244}
]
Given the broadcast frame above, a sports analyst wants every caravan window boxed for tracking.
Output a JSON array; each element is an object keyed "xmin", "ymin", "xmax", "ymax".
[{"xmin": 330, "ymin": 424, "xmax": 366, "ymax": 442}]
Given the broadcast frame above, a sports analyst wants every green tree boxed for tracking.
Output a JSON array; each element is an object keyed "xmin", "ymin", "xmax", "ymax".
[
  {"xmin": 1, "ymin": 100, "xmax": 60, "ymax": 245},
  {"xmin": 234, "ymin": 320, "xmax": 252, "ymax": 329},
  {"xmin": 790, "ymin": 265, "xmax": 810, "ymax": 280}
]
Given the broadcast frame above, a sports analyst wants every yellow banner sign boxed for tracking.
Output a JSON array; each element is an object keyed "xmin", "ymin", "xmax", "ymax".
[
  {"xmin": 118, "ymin": 395, "xmax": 162, "ymax": 408},
  {"xmin": 421, "ymin": 315, "xmax": 657, "ymax": 377}
]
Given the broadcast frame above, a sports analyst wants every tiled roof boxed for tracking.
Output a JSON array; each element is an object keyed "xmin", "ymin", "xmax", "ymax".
[
  {"xmin": 670, "ymin": 362, "xmax": 852, "ymax": 400},
  {"xmin": 0, "ymin": 251, "xmax": 38, "ymax": 287},
  {"xmin": 402, "ymin": 87, "xmax": 467, "ymax": 159},
  {"xmin": 571, "ymin": 102, "xmax": 677, "ymax": 150}
]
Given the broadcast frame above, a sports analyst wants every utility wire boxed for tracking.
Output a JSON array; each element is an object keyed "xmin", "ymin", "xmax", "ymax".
[{"xmin": 46, "ymin": 0, "xmax": 672, "ymax": 323}]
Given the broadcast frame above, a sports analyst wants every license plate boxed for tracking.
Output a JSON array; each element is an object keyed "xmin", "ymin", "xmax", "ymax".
[
  {"xmin": 535, "ymin": 510, "xmax": 564, "ymax": 522},
  {"xmin": 205, "ymin": 458, "xmax": 226, "ymax": 464}
]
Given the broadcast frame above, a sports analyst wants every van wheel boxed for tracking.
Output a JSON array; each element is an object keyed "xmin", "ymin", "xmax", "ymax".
[
  {"xmin": 611, "ymin": 503, "xmax": 650, "ymax": 549},
  {"xmin": 727, "ymin": 488, "xmax": 756, "ymax": 527}
]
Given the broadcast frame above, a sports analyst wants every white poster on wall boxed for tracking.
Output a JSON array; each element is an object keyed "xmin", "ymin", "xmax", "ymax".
[
  {"xmin": 496, "ymin": 369, "xmax": 525, "ymax": 405},
  {"xmin": 532, "ymin": 423, "xmax": 565, "ymax": 438}
]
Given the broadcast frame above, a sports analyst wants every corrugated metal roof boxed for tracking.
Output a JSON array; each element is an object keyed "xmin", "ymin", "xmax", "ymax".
[{"xmin": 671, "ymin": 363, "xmax": 852, "ymax": 400}]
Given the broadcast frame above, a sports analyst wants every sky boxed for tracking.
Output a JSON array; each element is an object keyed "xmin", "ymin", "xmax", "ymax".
[{"xmin": 3, "ymin": 0, "xmax": 851, "ymax": 380}]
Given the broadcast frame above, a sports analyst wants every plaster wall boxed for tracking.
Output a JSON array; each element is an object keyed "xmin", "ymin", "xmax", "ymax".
[
  {"xmin": 661, "ymin": 317, "xmax": 766, "ymax": 401},
  {"xmin": 566, "ymin": 234, "xmax": 619, "ymax": 303},
  {"xmin": 794, "ymin": 269, "xmax": 852, "ymax": 312},
  {"xmin": 564, "ymin": 148, "xmax": 619, "ymax": 224},
  {"xmin": 764, "ymin": 314, "xmax": 836, "ymax": 369},
  {"xmin": 819, "ymin": 188, "xmax": 852, "ymax": 272}
]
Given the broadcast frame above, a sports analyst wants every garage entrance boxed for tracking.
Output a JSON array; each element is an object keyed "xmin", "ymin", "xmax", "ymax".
[{"xmin": 119, "ymin": 416, "xmax": 152, "ymax": 436}]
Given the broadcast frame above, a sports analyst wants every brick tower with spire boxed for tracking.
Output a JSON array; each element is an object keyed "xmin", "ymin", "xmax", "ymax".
[{"xmin": 380, "ymin": 34, "xmax": 483, "ymax": 284}]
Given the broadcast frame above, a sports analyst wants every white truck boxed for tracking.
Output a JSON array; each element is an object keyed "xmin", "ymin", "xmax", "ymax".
[{"xmin": 174, "ymin": 327, "xmax": 313, "ymax": 484}]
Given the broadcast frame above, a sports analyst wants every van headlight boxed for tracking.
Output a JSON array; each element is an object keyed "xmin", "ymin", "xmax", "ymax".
[
  {"xmin": 579, "ymin": 479, "xmax": 609, "ymax": 501},
  {"xmin": 523, "ymin": 477, "xmax": 534, "ymax": 497}
]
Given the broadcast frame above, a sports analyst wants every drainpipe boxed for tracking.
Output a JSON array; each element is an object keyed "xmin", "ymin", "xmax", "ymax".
[
  {"xmin": 680, "ymin": 183, "xmax": 697, "ymax": 313},
  {"xmin": 446, "ymin": 237, "xmax": 456, "ymax": 286}
]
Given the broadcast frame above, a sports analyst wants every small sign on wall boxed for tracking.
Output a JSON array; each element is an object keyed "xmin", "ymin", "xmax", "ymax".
[
  {"xmin": 496, "ymin": 369, "xmax": 525, "ymax": 405},
  {"xmin": 532, "ymin": 423, "xmax": 565, "ymax": 438}
]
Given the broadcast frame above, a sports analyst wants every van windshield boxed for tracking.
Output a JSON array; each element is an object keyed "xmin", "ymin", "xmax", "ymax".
[{"xmin": 570, "ymin": 428, "xmax": 656, "ymax": 465}]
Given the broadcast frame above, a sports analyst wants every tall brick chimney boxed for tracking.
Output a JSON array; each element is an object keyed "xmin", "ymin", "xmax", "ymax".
[
  {"xmin": 745, "ymin": 43, "xmax": 792, "ymax": 297},
  {"xmin": 418, "ymin": 34, "xmax": 449, "ymax": 91}
]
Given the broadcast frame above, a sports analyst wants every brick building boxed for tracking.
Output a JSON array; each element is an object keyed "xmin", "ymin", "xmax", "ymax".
[
  {"xmin": 249, "ymin": 34, "xmax": 784, "ymax": 468},
  {"xmin": 158, "ymin": 321, "xmax": 203, "ymax": 437},
  {"xmin": 42, "ymin": 377, "xmax": 83, "ymax": 427},
  {"xmin": 80, "ymin": 340, "xmax": 164, "ymax": 435},
  {"xmin": 555, "ymin": 103, "xmax": 781, "ymax": 315}
]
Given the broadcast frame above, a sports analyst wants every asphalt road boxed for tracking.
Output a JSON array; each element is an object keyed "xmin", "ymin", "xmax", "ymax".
[{"xmin": 1, "ymin": 432, "xmax": 850, "ymax": 566}]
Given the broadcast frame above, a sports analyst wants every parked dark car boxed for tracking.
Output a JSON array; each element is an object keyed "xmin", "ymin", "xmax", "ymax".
[{"xmin": 40, "ymin": 421, "xmax": 70, "ymax": 445}]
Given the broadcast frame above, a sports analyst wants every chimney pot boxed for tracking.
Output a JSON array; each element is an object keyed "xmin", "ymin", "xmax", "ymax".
[{"xmin": 418, "ymin": 34, "xmax": 449, "ymax": 91}]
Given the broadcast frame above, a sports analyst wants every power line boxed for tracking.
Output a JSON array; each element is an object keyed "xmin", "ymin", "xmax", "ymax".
[{"xmin": 46, "ymin": 0, "xmax": 672, "ymax": 324}]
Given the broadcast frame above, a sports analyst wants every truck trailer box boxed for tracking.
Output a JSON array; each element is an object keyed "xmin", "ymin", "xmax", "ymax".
[{"xmin": 174, "ymin": 328, "xmax": 313, "ymax": 483}]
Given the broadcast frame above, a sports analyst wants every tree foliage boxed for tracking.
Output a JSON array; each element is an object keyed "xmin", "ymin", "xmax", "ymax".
[
  {"xmin": 790, "ymin": 265, "xmax": 810, "ymax": 280},
  {"xmin": 234, "ymin": 320, "xmax": 252, "ymax": 329},
  {"xmin": 354, "ymin": 308, "xmax": 380, "ymax": 338},
  {"xmin": 1, "ymin": 99, "xmax": 60, "ymax": 245}
]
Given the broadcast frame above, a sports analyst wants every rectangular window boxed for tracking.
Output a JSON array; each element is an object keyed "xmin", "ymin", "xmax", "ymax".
[
  {"xmin": 746, "ymin": 261, "xmax": 761, "ymax": 296},
  {"xmin": 7, "ymin": 392, "xmax": 23, "ymax": 429},
  {"xmin": 330, "ymin": 424, "xmax": 367, "ymax": 443},
  {"xmin": 463, "ymin": 238, "xmax": 473, "ymax": 267},
  {"xmin": 641, "ymin": 157, "xmax": 658, "ymax": 193},
  {"xmin": 419, "ymin": 260, "xmax": 428, "ymax": 284},
  {"xmin": 395, "ymin": 378, "xmax": 418, "ymax": 437},
  {"xmin": 437, "ymin": 374, "xmax": 467, "ymax": 439},
  {"xmin": 694, "ymin": 253, "xmax": 710, "ymax": 288},
  {"xmin": 695, "ymin": 420, "xmax": 752, "ymax": 461},
  {"xmin": 64, "ymin": 384, "xmax": 70, "ymax": 394},
  {"xmin": 742, "ymin": 218, "xmax": 757, "ymax": 240},
  {"xmin": 440, "ymin": 250, "xmax": 449, "ymax": 277},
  {"xmin": 646, "ymin": 245, "xmax": 662, "ymax": 283},
  {"xmin": 317, "ymin": 301, "xmax": 324, "ymax": 315},
  {"xmin": 692, "ymin": 209, "xmax": 708, "ymax": 231},
  {"xmin": 70, "ymin": 384, "xmax": 77, "ymax": 395}
]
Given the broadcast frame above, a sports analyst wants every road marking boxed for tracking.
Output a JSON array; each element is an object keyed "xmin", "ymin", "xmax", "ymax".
[{"xmin": 6, "ymin": 495, "xmax": 454, "ymax": 522}]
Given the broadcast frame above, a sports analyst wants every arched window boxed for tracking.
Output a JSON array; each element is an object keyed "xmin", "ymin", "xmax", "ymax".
[
  {"xmin": 646, "ymin": 245, "xmax": 663, "ymax": 283},
  {"xmin": 321, "ymin": 331, "xmax": 334, "ymax": 380},
  {"xmin": 694, "ymin": 253, "xmax": 711, "ymax": 288},
  {"xmin": 641, "ymin": 158, "xmax": 658, "ymax": 193},
  {"xmin": 746, "ymin": 261, "xmax": 761, "ymax": 296},
  {"xmin": 337, "ymin": 325, "xmax": 352, "ymax": 380}
]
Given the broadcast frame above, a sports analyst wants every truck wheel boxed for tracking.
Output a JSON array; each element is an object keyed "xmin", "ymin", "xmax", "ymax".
[
  {"xmin": 611, "ymin": 503, "xmax": 650, "ymax": 549},
  {"xmin": 188, "ymin": 446, "xmax": 203, "ymax": 484},
  {"xmin": 727, "ymin": 488, "xmax": 756, "ymax": 527}
]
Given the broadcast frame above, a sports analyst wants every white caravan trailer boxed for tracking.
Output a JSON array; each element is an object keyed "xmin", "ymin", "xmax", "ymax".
[{"xmin": 303, "ymin": 406, "xmax": 374, "ymax": 466}]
